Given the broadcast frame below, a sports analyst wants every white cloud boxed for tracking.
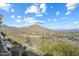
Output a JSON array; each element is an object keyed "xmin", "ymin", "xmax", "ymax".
[
  {"xmin": 17, "ymin": 15, "xmax": 21, "ymax": 18},
  {"xmin": 36, "ymin": 13, "xmax": 43, "ymax": 17},
  {"xmin": 40, "ymin": 3, "xmax": 46, "ymax": 13},
  {"xmin": 16, "ymin": 19, "xmax": 22, "ymax": 23},
  {"xmin": 23, "ymin": 17, "xmax": 44, "ymax": 25},
  {"xmin": 53, "ymin": 18, "xmax": 57, "ymax": 21},
  {"xmin": 48, "ymin": 19, "xmax": 52, "ymax": 21},
  {"xmin": 11, "ymin": 15, "xmax": 15, "ymax": 18},
  {"xmin": 66, "ymin": 3, "xmax": 77, "ymax": 11},
  {"xmin": 25, "ymin": 5, "xmax": 38, "ymax": 14},
  {"xmin": 11, "ymin": 8, "xmax": 15, "ymax": 12},
  {"xmin": 56, "ymin": 11, "xmax": 60, "ymax": 16},
  {"xmin": 73, "ymin": 21, "xmax": 79, "ymax": 25},
  {"xmin": 65, "ymin": 11, "xmax": 71, "ymax": 15},
  {"xmin": 64, "ymin": 21, "xmax": 79, "ymax": 29},
  {"xmin": 25, "ymin": 3, "xmax": 46, "ymax": 17},
  {"xmin": 0, "ymin": 3, "xmax": 11, "ymax": 12},
  {"xmin": 73, "ymin": 22, "xmax": 79, "ymax": 29},
  {"xmin": 16, "ymin": 15, "xmax": 22, "ymax": 23},
  {"xmin": 63, "ymin": 26, "xmax": 71, "ymax": 29},
  {"xmin": 65, "ymin": 3, "xmax": 77, "ymax": 15},
  {"xmin": 24, "ymin": 17, "xmax": 36, "ymax": 24}
]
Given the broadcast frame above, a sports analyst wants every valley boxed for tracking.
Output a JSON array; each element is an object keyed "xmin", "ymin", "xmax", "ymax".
[{"xmin": 1, "ymin": 24, "xmax": 79, "ymax": 56}]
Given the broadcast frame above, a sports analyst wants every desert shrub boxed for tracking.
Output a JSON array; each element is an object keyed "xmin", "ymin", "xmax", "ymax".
[
  {"xmin": 38, "ymin": 40, "xmax": 79, "ymax": 56},
  {"xmin": 10, "ymin": 47, "xmax": 20, "ymax": 56}
]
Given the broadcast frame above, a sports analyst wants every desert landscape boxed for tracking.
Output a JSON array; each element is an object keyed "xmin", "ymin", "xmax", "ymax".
[{"xmin": 0, "ymin": 3, "xmax": 79, "ymax": 56}]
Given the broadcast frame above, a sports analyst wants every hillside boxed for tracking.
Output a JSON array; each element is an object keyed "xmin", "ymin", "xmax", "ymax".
[
  {"xmin": 1, "ymin": 24, "xmax": 79, "ymax": 56},
  {"xmin": 1, "ymin": 24, "xmax": 57, "ymax": 35},
  {"xmin": 1, "ymin": 24, "xmax": 79, "ymax": 42},
  {"xmin": 1, "ymin": 24, "xmax": 57, "ymax": 47},
  {"xmin": 17, "ymin": 24, "xmax": 56, "ymax": 35}
]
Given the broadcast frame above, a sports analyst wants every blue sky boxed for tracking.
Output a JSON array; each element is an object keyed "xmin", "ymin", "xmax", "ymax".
[{"xmin": 0, "ymin": 3, "xmax": 79, "ymax": 29}]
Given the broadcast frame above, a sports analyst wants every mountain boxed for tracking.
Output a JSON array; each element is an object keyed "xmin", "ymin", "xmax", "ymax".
[
  {"xmin": 1, "ymin": 24, "xmax": 79, "ymax": 35},
  {"xmin": 1, "ymin": 24, "xmax": 79, "ymax": 54},
  {"xmin": 1, "ymin": 25, "xmax": 18, "ymax": 35},
  {"xmin": 1, "ymin": 24, "xmax": 56, "ymax": 35},
  {"xmin": 18, "ymin": 24, "xmax": 56, "ymax": 35},
  {"xmin": 1, "ymin": 24, "xmax": 17, "ymax": 31},
  {"xmin": 58, "ymin": 29, "xmax": 79, "ymax": 32},
  {"xmin": 1, "ymin": 24, "xmax": 57, "ymax": 47}
]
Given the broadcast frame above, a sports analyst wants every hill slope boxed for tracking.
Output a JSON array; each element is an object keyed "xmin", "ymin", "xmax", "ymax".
[{"xmin": 1, "ymin": 24, "xmax": 56, "ymax": 35}]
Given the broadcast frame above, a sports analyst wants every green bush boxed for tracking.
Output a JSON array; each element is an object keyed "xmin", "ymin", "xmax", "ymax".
[
  {"xmin": 10, "ymin": 47, "xmax": 20, "ymax": 56},
  {"xmin": 38, "ymin": 40, "xmax": 79, "ymax": 56}
]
